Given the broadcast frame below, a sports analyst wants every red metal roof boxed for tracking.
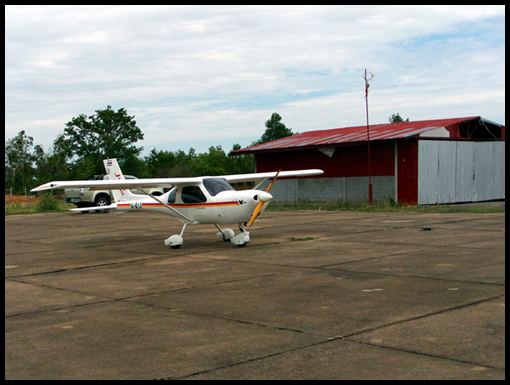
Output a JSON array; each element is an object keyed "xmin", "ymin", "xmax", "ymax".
[{"xmin": 234, "ymin": 116, "xmax": 492, "ymax": 154}]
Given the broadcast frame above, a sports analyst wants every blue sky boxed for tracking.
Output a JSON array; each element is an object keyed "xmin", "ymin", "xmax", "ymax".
[{"xmin": 5, "ymin": 5, "xmax": 505, "ymax": 156}]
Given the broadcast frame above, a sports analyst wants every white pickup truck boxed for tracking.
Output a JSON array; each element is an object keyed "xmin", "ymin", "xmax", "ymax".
[{"xmin": 64, "ymin": 174, "xmax": 165, "ymax": 212}]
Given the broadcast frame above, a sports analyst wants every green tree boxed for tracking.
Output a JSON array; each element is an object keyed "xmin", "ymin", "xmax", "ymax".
[
  {"xmin": 144, "ymin": 149, "xmax": 177, "ymax": 178},
  {"xmin": 191, "ymin": 146, "xmax": 229, "ymax": 176},
  {"xmin": 63, "ymin": 105, "xmax": 144, "ymax": 176},
  {"xmin": 144, "ymin": 144, "xmax": 255, "ymax": 179},
  {"xmin": 389, "ymin": 113, "xmax": 409, "ymax": 123},
  {"xmin": 260, "ymin": 112, "xmax": 294, "ymax": 143},
  {"xmin": 5, "ymin": 130, "xmax": 36, "ymax": 193},
  {"xmin": 32, "ymin": 134, "xmax": 73, "ymax": 185},
  {"xmin": 228, "ymin": 144, "xmax": 255, "ymax": 175},
  {"xmin": 120, "ymin": 154, "xmax": 146, "ymax": 178},
  {"xmin": 172, "ymin": 148, "xmax": 196, "ymax": 177}
]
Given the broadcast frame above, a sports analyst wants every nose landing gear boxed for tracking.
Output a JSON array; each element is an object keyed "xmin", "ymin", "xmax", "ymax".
[
  {"xmin": 229, "ymin": 224, "xmax": 250, "ymax": 247},
  {"xmin": 216, "ymin": 224, "xmax": 250, "ymax": 248}
]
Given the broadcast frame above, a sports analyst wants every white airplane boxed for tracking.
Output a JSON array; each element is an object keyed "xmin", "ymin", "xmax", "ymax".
[{"xmin": 31, "ymin": 159, "xmax": 323, "ymax": 249}]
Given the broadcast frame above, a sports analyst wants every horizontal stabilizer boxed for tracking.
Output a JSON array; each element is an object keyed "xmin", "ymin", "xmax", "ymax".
[
  {"xmin": 69, "ymin": 203, "xmax": 117, "ymax": 212},
  {"xmin": 31, "ymin": 179, "xmax": 180, "ymax": 192}
]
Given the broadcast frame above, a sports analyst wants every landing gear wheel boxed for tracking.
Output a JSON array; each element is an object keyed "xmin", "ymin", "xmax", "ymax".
[
  {"xmin": 237, "ymin": 243, "xmax": 246, "ymax": 248},
  {"xmin": 164, "ymin": 223, "xmax": 187, "ymax": 249},
  {"xmin": 216, "ymin": 227, "xmax": 235, "ymax": 242},
  {"xmin": 165, "ymin": 234, "xmax": 184, "ymax": 249}
]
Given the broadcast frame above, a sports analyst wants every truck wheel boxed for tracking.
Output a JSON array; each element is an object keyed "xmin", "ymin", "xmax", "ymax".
[
  {"xmin": 76, "ymin": 203, "xmax": 89, "ymax": 214},
  {"xmin": 94, "ymin": 196, "xmax": 110, "ymax": 213}
]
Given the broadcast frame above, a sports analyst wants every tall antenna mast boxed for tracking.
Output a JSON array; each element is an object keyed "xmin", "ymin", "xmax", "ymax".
[{"xmin": 364, "ymin": 69, "xmax": 375, "ymax": 206}]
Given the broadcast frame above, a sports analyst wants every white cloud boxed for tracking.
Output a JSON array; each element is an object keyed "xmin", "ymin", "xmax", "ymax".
[{"xmin": 5, "ymin": 5, "xmax": 505, "ymax": 154}]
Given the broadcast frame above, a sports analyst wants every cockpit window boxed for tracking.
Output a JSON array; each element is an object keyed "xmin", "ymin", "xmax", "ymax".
[
  {"xmin": 182, "ymin": 186, "xmax": 207, "ymax": 203},
  {"xmin": 203, "ymin": 178, "xmax": 235, "ymax": 196}
]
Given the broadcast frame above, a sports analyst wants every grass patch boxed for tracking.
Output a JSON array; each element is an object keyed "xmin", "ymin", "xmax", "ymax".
[
  {"xmin": 267, "ymin": 200, "xmax": 505, "ymax": 214},
  {"xmin": 35, "ymin": 193, "xmax": 61, "ymax": 212},
  {"xmin": 5, "ymin": 195, "xmax": 74, "ymax": 215}
]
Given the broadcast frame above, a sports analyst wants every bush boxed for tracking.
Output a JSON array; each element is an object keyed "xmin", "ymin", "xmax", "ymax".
[{"xmin": 35, "ymin": 193, "xmax": 60, "ymax": 212}]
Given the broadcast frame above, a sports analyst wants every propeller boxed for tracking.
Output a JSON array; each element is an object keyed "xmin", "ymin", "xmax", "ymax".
[{"xmin": 247, "ymin": 170, "xmax": 280, "ymax": 228}]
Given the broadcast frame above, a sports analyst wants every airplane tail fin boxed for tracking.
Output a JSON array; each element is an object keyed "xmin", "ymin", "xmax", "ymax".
[{"xmin": 103, "ymin": 158, "xmax": 139, "ymax": 203}]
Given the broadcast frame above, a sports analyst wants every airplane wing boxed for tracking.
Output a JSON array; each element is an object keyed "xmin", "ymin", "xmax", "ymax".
[
  {"xmin": 30, "ymin": 169, "xmax": 323, "ymax": 193},
  {"xmin": 30, "ymin": 177, "xmax": 203, "ymax": 192},
  {"xmin": 223, "ymin": 169, "xmax": 324, "ymax": 184}
]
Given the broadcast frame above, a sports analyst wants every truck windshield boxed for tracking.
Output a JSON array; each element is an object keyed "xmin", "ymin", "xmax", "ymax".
[
  {"xmin": 85, "ymin": 175, "xmax": 105, "ymax": 180},
  {"xmin": 203, "ymin": 178, "xmax": 235, "ymax": 196}
]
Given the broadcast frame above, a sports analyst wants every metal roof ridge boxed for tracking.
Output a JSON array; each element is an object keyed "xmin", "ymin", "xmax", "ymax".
[{"xmin": 232, "ymin": 116, "xmax": 490, "ymax": 154}]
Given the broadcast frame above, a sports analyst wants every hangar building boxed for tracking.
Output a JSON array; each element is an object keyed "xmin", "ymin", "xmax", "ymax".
[{"xmin": 233, "ymin": 117, "xmax": 505, "ymax": 205}]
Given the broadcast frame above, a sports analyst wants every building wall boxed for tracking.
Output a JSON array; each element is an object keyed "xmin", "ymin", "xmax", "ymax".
[
  {"xmin": 260, "ymin": 176, "xmax": 396, "ymax": 204},
  {"xmin": 256, "ymin": 140, "xmax": 398, "ymax": 204},
  {"xmin": 418, "ymin": 140, "xmax": 505, "ymax": 204},
  {"xmin": 254, "ymin": 138, "xmax": 505, "ymax": 205},
  {"xmin": 255, "ymin": 141, "xmax": 395, "ymax": 178}
]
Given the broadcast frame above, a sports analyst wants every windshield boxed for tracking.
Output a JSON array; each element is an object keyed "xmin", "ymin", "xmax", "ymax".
[{"xmin": 203, "ymin": 178, "xmax": 235, "ymax": 196}]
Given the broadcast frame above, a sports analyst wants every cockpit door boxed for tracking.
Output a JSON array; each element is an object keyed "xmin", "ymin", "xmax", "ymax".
[{"xmin": 178, "ymin": 185, "xmax": 211, "ymax": 223}]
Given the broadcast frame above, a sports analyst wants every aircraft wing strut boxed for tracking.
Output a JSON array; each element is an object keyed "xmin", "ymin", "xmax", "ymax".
[{"xmin": 139, "ymin": 188, "xmax": 194, "ymax": 224}]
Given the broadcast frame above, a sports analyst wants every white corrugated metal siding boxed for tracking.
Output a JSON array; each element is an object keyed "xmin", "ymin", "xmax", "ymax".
[{"xmin": 418, "ymin": 141, "xmax": 505, "ymax": 204}]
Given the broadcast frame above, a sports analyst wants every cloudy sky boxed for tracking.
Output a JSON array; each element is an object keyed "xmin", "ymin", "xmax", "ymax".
[{"xmin": 5, "ymin": 5, "xmax": 505, "ymax": 156}]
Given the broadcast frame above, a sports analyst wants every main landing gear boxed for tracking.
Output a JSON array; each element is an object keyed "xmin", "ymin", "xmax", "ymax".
[
  {"xmin": 164, "ymin": 223, "xmax": 187, "ymax": 249},
  {"xmin": 164, "ymin": 223, "xmax": 250, "ymax": 249}
]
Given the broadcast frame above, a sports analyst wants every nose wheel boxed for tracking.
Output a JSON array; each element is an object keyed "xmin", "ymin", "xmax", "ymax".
[
  {"xmin": 229, "ymin": 224, "xmax": 250, "ymax": 247},
  {"xmin": 216, "ymin": 224, "xmax": 250, "ymax": 247}
]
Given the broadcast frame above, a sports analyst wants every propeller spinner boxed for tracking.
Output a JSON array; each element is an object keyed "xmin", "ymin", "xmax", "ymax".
[{"xmin": 247, "ymin": 170, "xmax": 280, "ymax": 228}]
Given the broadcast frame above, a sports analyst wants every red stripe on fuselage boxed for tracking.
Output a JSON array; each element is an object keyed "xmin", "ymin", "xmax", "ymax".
[{"xmin": 118, "ymin": 201, "xmax": 239, "ymax": 208}]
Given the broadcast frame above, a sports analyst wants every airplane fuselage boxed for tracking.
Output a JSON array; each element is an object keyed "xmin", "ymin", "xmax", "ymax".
[
  {"xmin": 31, "ymin": 158, "xmax": 323, "ymax": 248},
  {"xmin": 114, "ymin": 186, "xmax": 269, "ymax": 225}
]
